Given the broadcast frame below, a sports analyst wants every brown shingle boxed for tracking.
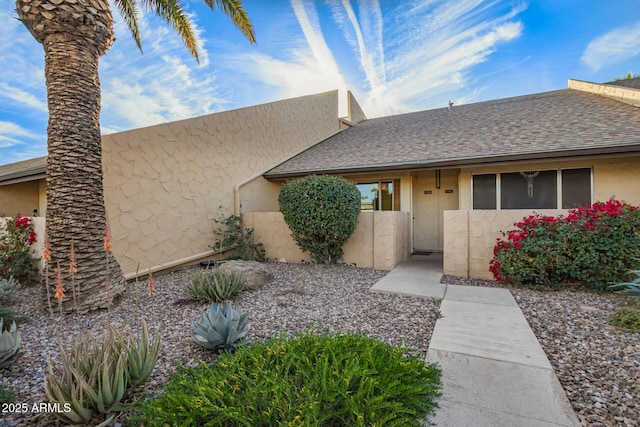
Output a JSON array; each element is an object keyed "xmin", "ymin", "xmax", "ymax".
[{"xmin": 266, "ymin": 89, "xmax": 640, "ymax": 178}]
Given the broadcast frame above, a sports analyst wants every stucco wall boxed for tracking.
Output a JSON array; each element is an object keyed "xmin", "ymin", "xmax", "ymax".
[
  {"xmin": 243, "ymin": 211, "xmax": 410, "ymax": 270},
  {"xmin": 0, "ymin": 182, "xmax": 39, "ymax": 217},
  {"xmin": 444, "ymin": 209, "xmax": 568, "ymax": 279},
  {"xmin": 101, "ymin": 91, "xmax": 341, "ymax": 276}
]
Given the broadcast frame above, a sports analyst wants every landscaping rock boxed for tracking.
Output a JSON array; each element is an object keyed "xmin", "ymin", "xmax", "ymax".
[{"xmin": 217, "ymin": 260, "xmax": 274, "ymax": 290}]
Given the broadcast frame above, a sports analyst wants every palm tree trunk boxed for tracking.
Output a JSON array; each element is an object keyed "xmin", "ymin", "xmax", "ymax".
[{"xmin": 17, "ymin": 0, "xmax": 125, "ymax": 313}]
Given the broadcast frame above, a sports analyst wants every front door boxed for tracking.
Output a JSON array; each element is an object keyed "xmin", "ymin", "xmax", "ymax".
[{"xmin": 413, "ymin": 170, "xmax": 458, "ymax": 252}]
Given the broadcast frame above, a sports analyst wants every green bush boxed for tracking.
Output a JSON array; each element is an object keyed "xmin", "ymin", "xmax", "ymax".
[
  {"xmin": 210, "ymin": 213, "xmax": 265, "ymax": 261},
  {"xmin": 187, "ymin": 268, "xmax": 245, "ymax": 303},
  {"xmin": 0, "ymin": 217, "xmax": 39, "ymax": 285},
  {"xmin": 490, "ymin": 199, "xmax": 640, "ymax": 290},
  {"xmin": 131, "ymin": 331, "xmax": 441, "ymax": 426},
  {"xmin": 610, "ymin": 301, "xmax": 640, "ymax": 332},
  {"xmin": 279, "ymin": 176, "xmax": 360, "ymax": 264}
]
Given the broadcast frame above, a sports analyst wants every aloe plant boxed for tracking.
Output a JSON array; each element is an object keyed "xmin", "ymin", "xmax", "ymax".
[
  {"xmin": 122, "ymin": 320, "xmax": 161, "ymax": 387},
  {"xmin": 0, "ymin": 319, "xmax": 21, "ymax": 369},
  {"xmin": 188, "ymin": 268, "xmax": 245, "ymax": 303},
  {"xmin": 192, "ymin": 302, "xmax": 250, "ymax": 350},
  {"xmin": 45, "ymin": 323, "xmax": 161, "ymax": 425}
]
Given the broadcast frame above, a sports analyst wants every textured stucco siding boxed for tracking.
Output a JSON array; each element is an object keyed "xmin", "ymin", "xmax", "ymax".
[
  {"xmin": 102, "ymin": 91, "xmax": 340, "ymax": 276},
  {"xmin": 243, "ymin": 211, "xmax": 410, "ymax": 270},
  {"xmin": 0, "ymin": 181, "xmax": 39, "ymax": 217},
  {"xmin": 444, "ymin": 209, "xmax": 567, "ymax": 279}
]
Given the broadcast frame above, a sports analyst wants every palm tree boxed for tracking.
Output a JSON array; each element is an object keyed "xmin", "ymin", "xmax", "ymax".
[{"xmin": 15, "ymin": 0, "xmax": 255, "ymax": 313}]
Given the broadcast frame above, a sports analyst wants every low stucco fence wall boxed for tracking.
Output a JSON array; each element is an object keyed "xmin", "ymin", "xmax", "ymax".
[
  {"xmin": 242, "ymin": 211, "xmax": 411, "ymax": 271},
  {"xmin": 444, "ymin": 209, "xmax": 568, "ymax": 280}
]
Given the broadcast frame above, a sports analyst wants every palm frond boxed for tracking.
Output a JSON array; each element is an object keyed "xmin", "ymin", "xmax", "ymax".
[
  {"xmin": 140, "ymin": 0, "xmax": 200, "ymax": 61},
  {"xmin": 203, "ymin": 0, "xmax": 256, "ymax": 44},
  {"xmin": 114, "ymin": 0, "xmax": 143, "ymax": 52}
]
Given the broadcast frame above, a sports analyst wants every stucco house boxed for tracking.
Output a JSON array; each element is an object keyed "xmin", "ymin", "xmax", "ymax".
[{"xmin": 1, "ymin": 78, "xmax": 639, "ymax": 280}]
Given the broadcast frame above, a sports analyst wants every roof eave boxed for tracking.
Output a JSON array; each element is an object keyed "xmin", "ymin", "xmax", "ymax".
[
  {"xmin": 264, "ymin": 144, "xmax": 640, "ymax": 180},
  {"xmin": 0, "ymin": 167, "xmax": 47, "ymax": 185}
]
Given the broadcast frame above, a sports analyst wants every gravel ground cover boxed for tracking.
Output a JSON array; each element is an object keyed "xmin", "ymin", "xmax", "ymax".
[
  {"xmin": 442, "ymin": 275, "xmax": 640, "ymax": 427},
  {"xmin": 2, "ymin": 261, "xmax": 638, "ymax": 426},
  {"xmin": 0, "ymin": 262, "xmax": 438, "ymax": 426}
]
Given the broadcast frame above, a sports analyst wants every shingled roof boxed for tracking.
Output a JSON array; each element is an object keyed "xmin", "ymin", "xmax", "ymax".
[{"xmin": 265, "ymin": 84, "xmax": 640, "ymax": 179}]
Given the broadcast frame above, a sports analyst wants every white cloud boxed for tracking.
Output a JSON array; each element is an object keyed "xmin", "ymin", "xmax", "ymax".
[
  {"xmin": 224, "ymin": 0, "xmax": 525, "ymax": 118},
  {"xmin": 581, "ymin": 21, "xmax": 640, "ymax": 72},
  {"xmin": 351, "ymin": 0, "xmax": 526, "ymax": 116},
  {"xmin": 0, "ymin": 83, "xmax": 48, "ymax": 113},
  {"xmin": 99, "ymin": 10, "xmax": 229, "ymax": 132},
  {"xmin": 0, "ymin": 121, "xmax": 41, "ymax": 141}
]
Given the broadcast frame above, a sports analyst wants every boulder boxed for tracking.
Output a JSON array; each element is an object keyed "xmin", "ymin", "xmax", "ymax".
[{"xmin": 217, "ymin": 260, "xmax": 273, "ymax": 290}]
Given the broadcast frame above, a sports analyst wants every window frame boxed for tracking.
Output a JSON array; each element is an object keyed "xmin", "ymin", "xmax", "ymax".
[
  {"xmin": 356, "ymin": 179, "xmax": 400, "ymax": 211},
  {"xmin": 471, "ymin": 167, "xmax": 593, "ymax": 210}
]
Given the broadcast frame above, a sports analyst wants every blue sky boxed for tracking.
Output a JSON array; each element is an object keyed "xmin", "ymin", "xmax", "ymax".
[{"xmin": 1, "ymin": 0, "xmax": 639, "ymax": 165}]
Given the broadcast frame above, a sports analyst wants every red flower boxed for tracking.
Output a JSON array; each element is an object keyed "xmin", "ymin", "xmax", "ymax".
[{"xmin": 27, "ymin": 230, "xmax": 37, "ymax": 244}]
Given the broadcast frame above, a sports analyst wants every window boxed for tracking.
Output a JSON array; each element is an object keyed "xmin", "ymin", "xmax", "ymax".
[
  {"xmin": 472, "ymin": 168, "xmax": 591, "ymax": 210},
  {"xmin": 472, "ymin": 174, "xmax": 497, "ymax": 209},
  {"xmin": 357, "ymin": 180, "xmax": 399, "ymax": 211},
  {"xmin": 501, "ymin": 170, "xmax": 557, "ymax": 209},
  {"xmin": 562, "ymin": 168, "xmax": 591, "ymax": 208}
]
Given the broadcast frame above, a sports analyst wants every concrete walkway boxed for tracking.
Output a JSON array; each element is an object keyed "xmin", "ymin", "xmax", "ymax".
[{"xmin": 370, "ymin": 254, "xmax": 580, "ymax": 427}]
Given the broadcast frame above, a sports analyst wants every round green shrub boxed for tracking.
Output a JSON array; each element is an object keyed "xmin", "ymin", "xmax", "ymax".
[
  {"xmin": 279, "ymin": 176, "xmax": 360, "ymax": 264},
  {"xmin": 490, "ymin": 199, "xmax": 640, "ymax": 290},
  {"xmin": 131, "ymin": 331, "xmax": 441, "ymax": 426}
]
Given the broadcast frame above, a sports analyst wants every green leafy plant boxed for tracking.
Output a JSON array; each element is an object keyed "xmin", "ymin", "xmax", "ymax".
[
  {"xmin": 131, "ymin": 330, "xmax": 441, "ymax": 426},
  {"xmin": 191, "ymin": 302, "xmax": 250, "ymax": 351},
  {"xmin": 491, "ymin": 199, "xmax": 640, "ymax": 290},
  {"xmin": 45, "ymin": 324, "xmax": 161, "ymax": 425},
  {"xmin": 279, "ymin": 175, "xmax": 361, "ymax": 264},
  {"xmin": 0, "ymin": 307, "xmax": 25, "ymax": 331},
  {"xmin": 188, "ymin": 268, "xmax": 245, "ymax": 303},
  {"xmin": 211, "ymin": 212, "xmax": 265, "ymax": 261},
  {"xmin": 0, "ymin": 217, "xmax": 39, "ymax": 285},
  {"xmin": 0, "ymin": 384, "xmax": 16, "ymax": 404},
  {"xmin": 609, "ymin": 301, "xmax": 640, "ymax": 332},
  {"xmin": 0, "ymin": 275, "xmax": 20, "ymax": 297},
  {"xmin": 0, "ymin": 319, "xmax": 21, "ymax": 370}
]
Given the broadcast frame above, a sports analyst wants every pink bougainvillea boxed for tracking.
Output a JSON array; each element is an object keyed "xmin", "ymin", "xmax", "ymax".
[{"xmin": 490, "ymin": 198, "xmax": 640, "ymax": 290}]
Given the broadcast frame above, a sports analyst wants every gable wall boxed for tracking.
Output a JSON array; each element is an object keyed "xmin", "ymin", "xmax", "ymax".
[{"xmin": 101, "ymin": 91, "xmax": 341, "ymax": 277}]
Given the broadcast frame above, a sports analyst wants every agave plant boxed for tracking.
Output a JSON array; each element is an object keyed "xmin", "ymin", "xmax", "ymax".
[
  {"xmin": 192, "ymin": 302, "xmax": 250, "ymax": 350},
  {"xmin": 609, "ymin": 267, "xmax": 640, "ymax": 297},
  {"xmin": 0, "ymin": 319, "xmax": 21, "ymax": 369}
]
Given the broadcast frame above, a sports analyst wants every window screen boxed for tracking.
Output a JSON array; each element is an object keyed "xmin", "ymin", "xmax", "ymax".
[
  {"xmin": 562, "ymin": 168, "xmax": 591, "ymax": 209},
  {"xmin": 501, "ymin": 170, "xmax": 557, "ymax": 209},
  {"xmin": 472, "ymin": 174, "xmax": 497, "ymax": 209}
]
